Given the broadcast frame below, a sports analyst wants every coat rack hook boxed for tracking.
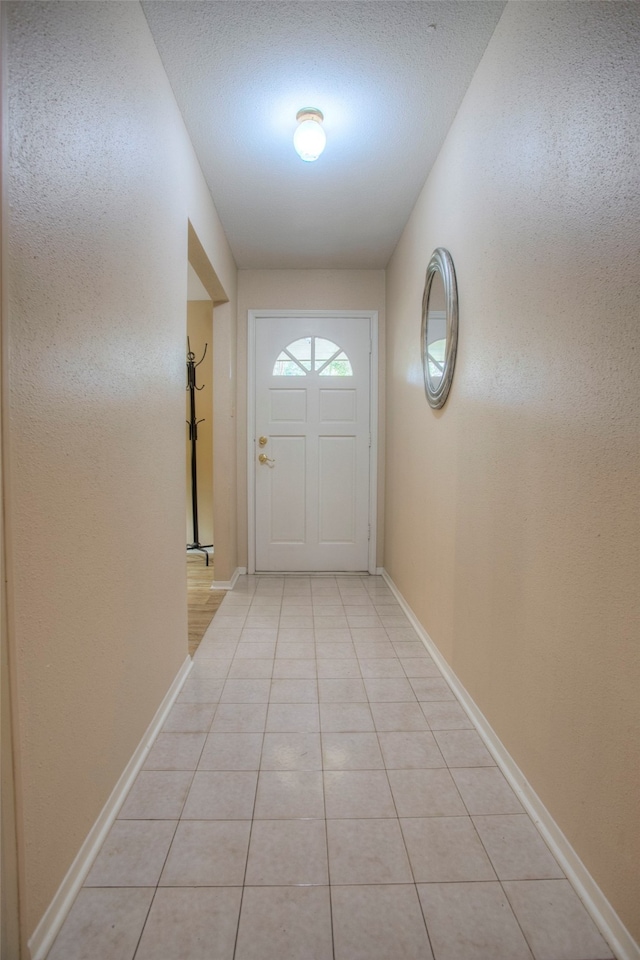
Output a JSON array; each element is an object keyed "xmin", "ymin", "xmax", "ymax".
[{"xmin": 186, "ymin": 339, "xmax": 213, "ymax": 565}]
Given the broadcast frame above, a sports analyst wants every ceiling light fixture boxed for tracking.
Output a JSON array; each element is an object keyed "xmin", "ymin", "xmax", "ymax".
[{"xmin": 293, "ymin": 108, "xmax": 326, "ymax": 162}]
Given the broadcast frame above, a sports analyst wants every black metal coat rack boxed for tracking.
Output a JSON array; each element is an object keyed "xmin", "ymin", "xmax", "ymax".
[{"xmin": 186, "ymin": 337, "xmax": 213, "ymax": 565}]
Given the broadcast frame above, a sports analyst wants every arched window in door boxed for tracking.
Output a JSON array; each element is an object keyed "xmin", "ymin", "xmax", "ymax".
[{"xmin": 273, "ymin": 337, "xmax": 353, "ymax": 377}]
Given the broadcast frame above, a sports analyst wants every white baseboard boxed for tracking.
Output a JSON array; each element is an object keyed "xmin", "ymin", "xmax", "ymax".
[
  {"xmin": 381, "ymin": 568, "xmax": 638, "ymax": 960},
  {"xmin": 211, "ymin": 566, "xmax": 246, "ymax": 590},
  {"xmin": 28, "ymin": 655, "xmax": 193, "ymax": 960}
]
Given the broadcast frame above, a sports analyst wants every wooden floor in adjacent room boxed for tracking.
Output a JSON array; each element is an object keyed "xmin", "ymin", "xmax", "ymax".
[{"xmin": 187, "ymin": 552, "xmax": 224, "ymax": 656}]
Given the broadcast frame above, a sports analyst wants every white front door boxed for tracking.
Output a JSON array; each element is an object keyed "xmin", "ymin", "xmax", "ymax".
[{"xmin": 251, "ymin": 313, "xmax": 375, "ymax": 572}]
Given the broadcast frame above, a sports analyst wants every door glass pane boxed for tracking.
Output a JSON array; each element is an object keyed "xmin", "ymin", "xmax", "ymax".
[
  {"xmin": 273, "ymin": 354, "xmax": 307, "ymax": 376},
  {"xmin": 314, "ymin": 338, "xmax": 340, "ymax": 362},
  {"xmin": 273, "ymin": 337, "xmax": 353, "ymax": 377},
  {"xmin": 319, "ymin": 352, "xmax": 353, "ymax": 376},
  {"xmin": 285, "ymin": 338, "xmax": 312, "ymax": 370}
]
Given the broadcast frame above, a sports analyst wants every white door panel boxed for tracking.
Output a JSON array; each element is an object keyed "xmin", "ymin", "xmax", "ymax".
[
  {"xmin": 318, "ymin": 436, "xmax": 357, "ymax": 543},
  {"xmin": 319, "ymin": 388, "xmax": 357, "ymax": 422},
  {"xmin": 270, "ymin": 389, "xmax": 307, "ymax": 422},
  {"xmin": 253, "ymin": 315, "xmax": 373, "ymax": 572},
  {"xmin": 269, "ymin": 436, "xmax": 306, "ymax": 543}
]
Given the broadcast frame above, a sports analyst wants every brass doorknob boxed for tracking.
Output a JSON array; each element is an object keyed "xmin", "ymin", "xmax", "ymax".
[{"xmin": 258, "ymin": 453, "xmax": 275, "ymax": 465}]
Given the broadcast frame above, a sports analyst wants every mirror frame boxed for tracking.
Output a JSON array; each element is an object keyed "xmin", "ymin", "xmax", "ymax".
[{"xmin": 421, "ymin": 247, "xmax": 458, "ymax": 409}]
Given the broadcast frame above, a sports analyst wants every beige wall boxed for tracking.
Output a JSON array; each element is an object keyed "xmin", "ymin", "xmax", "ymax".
[
  {"xmin": 237, "ymin": 269, "xmax": 386, "ymax": 568},
  {"xmin": 1, "ymin": 5, "xmax": 21, "ymax": 953},
  {"xmin": 186, "ymin": 300, "xmax": 214, "ymax": 546},
  {"xmin": 385, "ymin": 0, "xmax": 640, "ymax": 942},
  {"xmin": 4, "ymin": 1, "xmax": 236, "ymax": 948}
]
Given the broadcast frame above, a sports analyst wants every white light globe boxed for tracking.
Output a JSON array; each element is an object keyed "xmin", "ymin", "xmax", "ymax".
[{"xmin": 293, "ymin": 118, "xmax": 326, "ymax": 162}]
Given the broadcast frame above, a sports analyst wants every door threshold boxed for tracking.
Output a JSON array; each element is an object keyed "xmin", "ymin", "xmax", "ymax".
[{"xmin": 253, "ymin": 571, "xmax": 371, "ymax": 577}]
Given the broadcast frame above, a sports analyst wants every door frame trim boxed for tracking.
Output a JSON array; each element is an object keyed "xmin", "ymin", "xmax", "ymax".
[{"xmin": 247, "ymin": 309, "xmax": 379, "ymax": 575}]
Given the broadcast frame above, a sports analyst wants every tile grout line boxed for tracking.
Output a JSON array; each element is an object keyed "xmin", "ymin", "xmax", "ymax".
[
  {"xmin": 319, "ymin": 576, "xmax": 337, "ymax": 960},
  {"xmin": 128, "ymin": 815, "xmax": 181, "ymax": 960},
  {"xmin": 230, "ymin": 622, "xmax": 271, "ymax": 960},
  {"xmin": 355, "ymin": 611, "xmax": 439, "ymax": 957},
  {"xmin": 352, "ymin": 576, "xmax": 437, "ymax": 958}
]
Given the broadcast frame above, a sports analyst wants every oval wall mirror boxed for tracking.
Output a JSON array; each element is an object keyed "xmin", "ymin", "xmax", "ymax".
[{"xmin": 421, "ymin": 247, "xmax": 458, "ymax": 409}]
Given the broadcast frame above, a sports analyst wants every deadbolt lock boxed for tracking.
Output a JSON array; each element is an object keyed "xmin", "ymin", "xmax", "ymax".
[{"xmin": 258, "ymin": 436, "xmax": 268, "ymax": 446}]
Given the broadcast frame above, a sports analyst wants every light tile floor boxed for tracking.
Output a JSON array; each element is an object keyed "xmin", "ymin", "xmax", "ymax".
[{"xmin": 48, "ymin": 576, "xmax": 614, "ymax": 960}]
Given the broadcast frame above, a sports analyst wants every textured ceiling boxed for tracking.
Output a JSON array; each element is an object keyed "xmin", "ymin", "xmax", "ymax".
[{"xmin": 142, "ymin": 1, "xmax": 505, "ymax": 269}]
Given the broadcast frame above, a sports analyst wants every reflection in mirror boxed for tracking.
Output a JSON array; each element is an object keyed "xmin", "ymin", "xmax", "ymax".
[
  {"xmin": 426, "ymin": 271, "xmax": 447, "ymax": 388},
  {"xmin": 421, "ymin": 248, "xmax": 458, "ymax": 409}
]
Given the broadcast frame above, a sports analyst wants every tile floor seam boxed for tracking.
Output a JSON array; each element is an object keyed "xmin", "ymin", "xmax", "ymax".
[
  {"xmin": 130, "ymin": 887, "xmax": 162, "ymax": 960},
  {"xmin": 438, "ymin": 766, "xmax": 479, "ymax": 822},
  {"xmin": 231, "ymin": 696, "xmax": 268, "ymax": 960},
  {"xmin": 369, "ymin": 712, "xmax": 436, "ymax": 953},
  {"xmin": 496, "ymin": 877, "xmax": 539, "ymax": 960},
  {"xmin": 318, "ymin": 696, "xmax": 337, "ymax": 960},
  {"xmin": 471, "ymin": 812, "xmax": 565, "ymax": 883},
  {"xmin": 414, "ymin": 880, "xmax": 438, "ymax": 960},
  {"xmin": 130, "ymin": 816, "xmax": 181, "ymax": 960}
]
